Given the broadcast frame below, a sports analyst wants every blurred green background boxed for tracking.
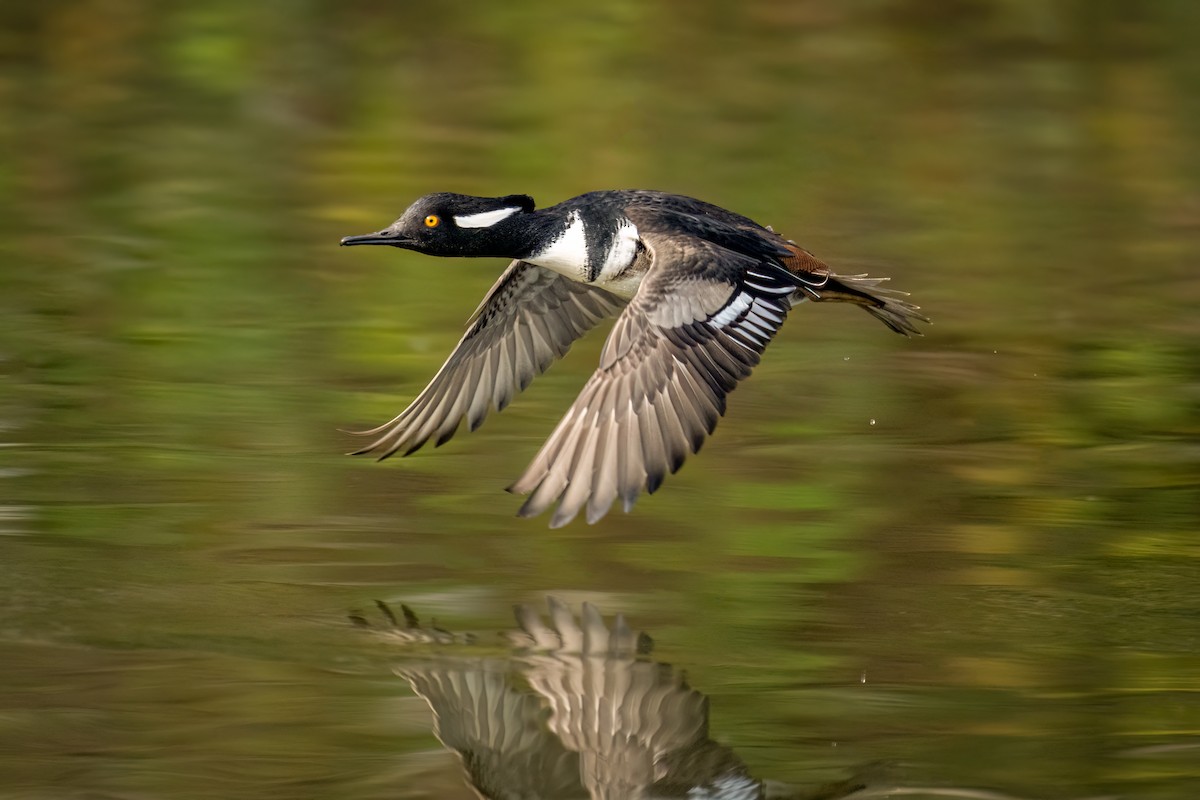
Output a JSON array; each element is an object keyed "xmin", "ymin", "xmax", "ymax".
[{"xmin": 1, "ymin": 1, "xmax": 1198, "ymax": 798}]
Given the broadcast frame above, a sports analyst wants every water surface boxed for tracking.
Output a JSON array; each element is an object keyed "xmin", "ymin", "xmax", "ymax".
[{"xmin": 1, "ymin": 3, "xmax": 1198, "ymax": 798}]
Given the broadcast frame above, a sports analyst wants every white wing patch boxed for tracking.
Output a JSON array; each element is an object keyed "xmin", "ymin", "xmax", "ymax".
[
  {"xmin": 527, "ymin": 210, "xmax": 588, "ymax": 278},
  {"xmin": 709, "ymin": 291, "xmax": 752, "ymax": 328},
  {"xmin": 708, "ymin": 268, "xmax": 795, "ymax": 352},
  {"xmin": 453, "ymin": 206, "xmax": 521, "ymax": 228}
]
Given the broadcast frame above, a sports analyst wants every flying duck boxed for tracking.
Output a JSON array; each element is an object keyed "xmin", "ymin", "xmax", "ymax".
[{"xmin": 340, "ymin": 190, "xmax": 927, "ymax": 527}]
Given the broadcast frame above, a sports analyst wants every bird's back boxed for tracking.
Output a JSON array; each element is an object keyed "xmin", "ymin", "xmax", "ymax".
[{"xmin": 556, "ymin": 190, "xmax": 794, "ymax": 270}]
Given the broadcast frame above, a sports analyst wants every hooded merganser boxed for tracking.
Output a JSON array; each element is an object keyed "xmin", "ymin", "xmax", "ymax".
[{"xmin": 341, "ymin": 190, "xmax": 927, "ymax": 527}]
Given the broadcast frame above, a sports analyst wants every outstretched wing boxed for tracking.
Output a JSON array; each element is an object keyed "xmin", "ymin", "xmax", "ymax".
[
  {"xmin": 349, "ymin": 261, "xmax": 626, "ymax": 459},
  {"xmin": 401, "ymin": 662, "xmax": 589, "ymax": 799},
  {"xmin": 508, "ymin": 235, "xmax": 799, "ymax": 527},
  {"xmin": 515, "ymin": 598, "xmax": 759, "ymax": 799}
]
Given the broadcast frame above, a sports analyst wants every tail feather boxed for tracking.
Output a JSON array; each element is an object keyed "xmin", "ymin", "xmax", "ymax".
[
  {"xmin": 812, "ymin": 272, "xmax": 929, "ymax": 337},
  {"xmin": 777, "ymin": 241, "xmax": 928, "ymax": 336}
]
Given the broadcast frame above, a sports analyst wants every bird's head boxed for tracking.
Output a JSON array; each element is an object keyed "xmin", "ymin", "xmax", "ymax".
[{"xmin": 340, "ymin": 192, "xmax": 536, "ymax": 257}]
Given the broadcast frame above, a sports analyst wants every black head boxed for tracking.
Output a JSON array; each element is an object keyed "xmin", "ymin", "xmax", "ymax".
[{"xmin": 340, "ymin": 193, "xmax": 536, "ymax": 257}]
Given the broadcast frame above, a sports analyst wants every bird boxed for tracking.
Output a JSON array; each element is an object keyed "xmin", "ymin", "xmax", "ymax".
[{"xmin": 340, "ymin": 190, "xmax": 927, "ymax": 527}]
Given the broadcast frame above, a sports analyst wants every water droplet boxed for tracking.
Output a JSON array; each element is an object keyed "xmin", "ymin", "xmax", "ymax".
[{"xmin": 869, "ymin": 418, "xmax": 876, "ymax": 426}]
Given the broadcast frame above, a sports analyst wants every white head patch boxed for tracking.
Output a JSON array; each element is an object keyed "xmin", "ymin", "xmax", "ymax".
[
  {"xmin": 453, "ymin": 206, "xmax": 521, "ymax": 229},
  {"xmin": 709, "ymin": 291, "xmax": 753, "ymax": 328}
]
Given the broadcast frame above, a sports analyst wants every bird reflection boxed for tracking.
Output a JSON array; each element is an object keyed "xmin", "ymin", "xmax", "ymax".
[
  {"xmin": 363, "ymin": 599, "xmax": 1055, "ymax": 800},
  {"xmin": 371, "ymin": 597, "xmax": 814, "ymax": 800}
]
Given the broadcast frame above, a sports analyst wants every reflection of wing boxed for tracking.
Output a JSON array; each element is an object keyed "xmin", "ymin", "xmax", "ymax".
[
  {"xmin": 509, "ymin": 596, "xmax": 651, "ymax": 657},
  {"xmin": 351, "ymin": 261, "xmax": 627, "ymax": 459},
  {"xmin": 400, "ymin": 661, "xmax": 589, "ymax": 800},
  {"xmin": 515, "ymin": 598, "xmax": 763, "ymax": 800},
  {"xmin": 382, "ymin": 599, "xmax": 901, "ymax": 800}
]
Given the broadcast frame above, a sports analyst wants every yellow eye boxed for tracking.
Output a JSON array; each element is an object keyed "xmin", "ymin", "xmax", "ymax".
[{"xmin": 424, "ymin": 215, "xmax": 440, "ymax": 228}]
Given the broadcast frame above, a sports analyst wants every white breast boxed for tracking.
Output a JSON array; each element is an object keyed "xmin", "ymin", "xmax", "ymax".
[
  {"xmin": 595, "ymin": 217, "xmax": 640, "ymax": 284},
  {"xmin": 527, "ymin": 210, "xmax": 588, "ymax": 279},
  {"xmin": 526, "ymin": 212, "xmax": 644, "ymax": 298}
]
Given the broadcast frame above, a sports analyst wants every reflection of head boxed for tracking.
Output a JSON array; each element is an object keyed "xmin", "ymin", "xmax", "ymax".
[{"xmin": 396, "ymin": 597, "xmax": 763, "ymax": 800}]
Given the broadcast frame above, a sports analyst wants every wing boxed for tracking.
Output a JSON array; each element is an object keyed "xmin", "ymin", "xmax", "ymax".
[
  {"xmin": 349, "ymin": 261, "xmax": 627, "ymax": 459},
  {"xmin": 507, "ymin": 235, "xmax": 799, "ymax": 527},
  {"xmin": 515, "ymin": 598, "xmax": 756, "ymax": 799},
  {"xmin": 401, "ymin": 661, "xmax": 589, "ymax": 799}
]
